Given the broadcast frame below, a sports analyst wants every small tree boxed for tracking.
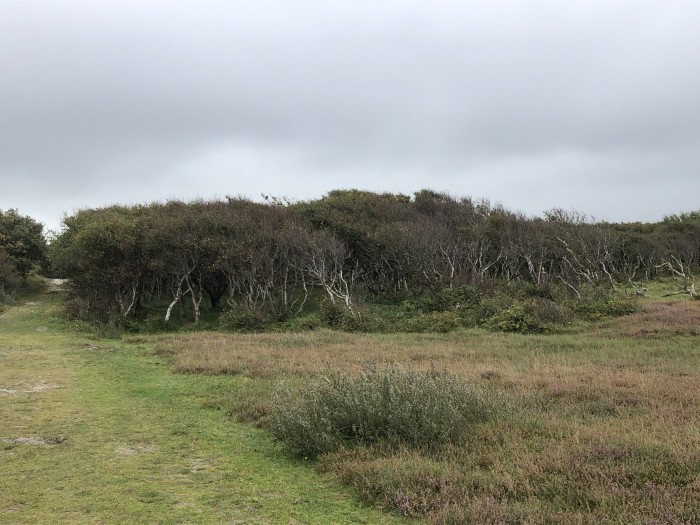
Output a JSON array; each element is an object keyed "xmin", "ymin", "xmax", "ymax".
[{"xmin": 0, "ymin": 209, "xmax": 47, "ymax": 295}]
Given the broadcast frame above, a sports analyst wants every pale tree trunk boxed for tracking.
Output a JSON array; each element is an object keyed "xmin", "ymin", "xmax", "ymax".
[
  {"xmin": 165, "ymin": 273, "xmax": 191, "ymax": 322},
  {"xmin": 184, "ymin": 272, "xmax": 204, "ymax": 324}
]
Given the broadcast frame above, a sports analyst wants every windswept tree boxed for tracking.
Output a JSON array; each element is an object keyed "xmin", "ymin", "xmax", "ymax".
[
  {"xmin": 298, "ymin": 229, "xmax": 362, "ymax": 314},
  {"xmin": 51, "ymin": 206, "xmax": 146, "ymax": 317},
  {"xmin": 219, "ymin": 198, "xmax": 309, "ymax": 317}
]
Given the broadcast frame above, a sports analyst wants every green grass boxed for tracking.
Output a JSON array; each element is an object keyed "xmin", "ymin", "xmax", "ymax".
[
  {"xmin": 0, "ymin": 280, "xmax": 406, "ymax": 524},
  {"xmin": 4, "ymin": 278, "xmax": 700, "ymax": 524}
]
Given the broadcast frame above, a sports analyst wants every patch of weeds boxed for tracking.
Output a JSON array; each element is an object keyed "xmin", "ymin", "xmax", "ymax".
[
  {"xmin": 323, "ymin": 448, "xmax": 454, "ymax": 518},
  {"xmin": 269, "ymin": 365, "xmax": 490, "ymax": 457}
]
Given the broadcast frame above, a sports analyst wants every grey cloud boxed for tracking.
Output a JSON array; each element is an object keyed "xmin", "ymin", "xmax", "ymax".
[{"xmin": 1, "ymin": 0, "xmax": 700, "ymax": 230}]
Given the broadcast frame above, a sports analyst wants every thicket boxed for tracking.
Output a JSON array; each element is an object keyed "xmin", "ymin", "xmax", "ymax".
[
  {"xmin": 48, "ymin": 190, "xmax": 700, "ymax": 332},
  {"xmin": 0, "ymin": 209, "xmax": 47, "ymax": 303}
]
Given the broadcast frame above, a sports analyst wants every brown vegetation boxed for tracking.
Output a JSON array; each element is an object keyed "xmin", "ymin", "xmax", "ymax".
[
  {"xmin": 611, "ymin": 300, "xmax": 700, "ymax": 338},
  {"xmin": 150, "ymin": 316, "xmax": 700, "ymax": 524}
]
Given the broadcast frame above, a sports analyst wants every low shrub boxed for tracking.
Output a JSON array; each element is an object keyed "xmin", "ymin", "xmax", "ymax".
[
  {"xmin": 63, "ymin": 297, "xmax": 95, "ymax": 321},
  {"xmin": 268, "ymin": 365, "xmax": 489, "ymax": 457},
  {"xmin": 528, "ymin": 298, "xmax": 574, "ymax": 325},
  {"xmin": 478, "ymin": 294, "xmax": 515, "ymax": 322},
  {"xmin": 485, "ymin": 302, "xmax": 546, "ymax": 333},
  {"xmin": 219, "ymin": 304, "xmax": 272, "ymax": 332},
  {"xmin": 318, "ymin": 298, "xmax": 345, "ymax": 328},
  {"xmin": 411, "ymin": 285, "xmax": 480, "ymax": 313},
  {"xmin": 143, "ymin": 312, "xmax": 168, "ymax": 333},
  {"xmin": 483, "ymin": 298, "xmax": 573, "ymax": 334},
  {"xmin": 281, "ymin": 314, "xmax": 323, "ymax": 332},
  {"xmin": 570, "ymin": 294, "xmax": 639, "ymax": 320},
  {"xmin": 318, "ymin": 299, "xmax": 381, "ymax": 332},
  {"xmin": 405, "ymin": 311, "xmax": 465, "ymax": 333}
]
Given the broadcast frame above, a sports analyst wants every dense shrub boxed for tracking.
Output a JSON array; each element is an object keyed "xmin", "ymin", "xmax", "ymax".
[
  {"xmin": 405, "ymin": 311, "xmax": 465, "ymax": 333},
  {"xmin": 143, "ymin": 312, "xmax": 169, "ymax": 333},
  {"xmin": 528, "ymin": 297, "xmax": 574, "ymax": 325},
  {"xmin": 63, "ymin": 297, "xmax": 93, "ymax": 321},
  {"xmin": 412, "ymin": 286, "xmax": 480, "ymax": 313},
  {"xmin": 318, "ymin": 298, "xmax": 345, "ymax": 327},
  {"xmin": 484, "ymin": 298, "xmax": 573, "ymax": 334},
  {"xmin": 0, "ymin": 251, "xmax": 21, "ymax": 303},
  {"xmin": 269, "ymin": 365, "xmax": 489, "ymax": 457},
  {"xmin": 478, "ymin": 293, "xmax": 515, "ymax": 322},
  {"xmin": 317, "ymin": 299, "xmax": 382, "ymax": 332},
  {"xmin": 485, "ymin": 302, "xmax": 547, "ymax": 333},
  {"xmin": 0, "ymin": 209, "xmax": 47, "ymax": 283},
  {"xmin": 219, "ymin": 304, "xmax": 272, "ymax": 332},
  {"xmin": 569, "ymin": 294, "xmax": 639, "ymax": 320}
]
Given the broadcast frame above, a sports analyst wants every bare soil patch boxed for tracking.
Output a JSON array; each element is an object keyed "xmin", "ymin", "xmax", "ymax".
[
  {"xmin": 44, "ymin": 279, "xmax": 67, "ymax": 294},
  {"xmin": 4, "ymin": 436, "xmax": 67, "ymax": 446},
  {"xmin": 116, "ymin": 443, "xmax": 159, "ymax": 455},
  {"xmin": 0, "ymin": 381, "xmax": 59, "ymax": 395}
]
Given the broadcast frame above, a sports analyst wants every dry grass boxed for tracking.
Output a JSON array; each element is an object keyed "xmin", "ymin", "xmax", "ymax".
[
  {"xmin": 610, "ymin": 300, "xmax": 700, "ymax": 338},
  {"xmin": 148, "ymin": 304, "xmax": 700, "ymax": 524}
]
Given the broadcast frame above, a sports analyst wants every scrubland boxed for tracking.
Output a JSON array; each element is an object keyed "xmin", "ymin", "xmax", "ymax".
[
  {"xmin": 150, "ymin": 299, "xmax": 700, "ymax": 524},
  {"xmin": 3, "ymin": 278, "xmax": 699, "ymax": 524}
]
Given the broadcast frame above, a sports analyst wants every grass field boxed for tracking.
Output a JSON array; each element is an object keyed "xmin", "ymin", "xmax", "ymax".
[
  {"xmin": 2, "ymin": 280, "xmax": 699, "ymax": 524},
  {"xmin": 0, "ymin": 280, "xmax": 405, "ymax": 525},
  {"xmin": 153, "ymin": 298, "xmax": 700, "ymax": 524}
]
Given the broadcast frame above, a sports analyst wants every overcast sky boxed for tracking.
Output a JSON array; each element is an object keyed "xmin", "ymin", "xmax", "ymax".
[{"xmin": 2, "ymin": 0, "xmax": 699, "ymax": 232}]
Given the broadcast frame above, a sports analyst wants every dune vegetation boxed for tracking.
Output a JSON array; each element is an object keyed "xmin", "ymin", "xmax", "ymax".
[{"xmin": 2, "ymin": 193, "xmax": 699, "ymax": 523}]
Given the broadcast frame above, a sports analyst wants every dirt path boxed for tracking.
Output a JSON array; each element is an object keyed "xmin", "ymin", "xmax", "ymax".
[
  {"xmin": 0, "ymin": 283, "xmax": 404, "ymax": 524},
  {"xmin": 43, "ymin": 278, "xmax": 67, "ymax": 294}
]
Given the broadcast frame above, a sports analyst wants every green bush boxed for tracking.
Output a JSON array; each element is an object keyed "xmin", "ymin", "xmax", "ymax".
[
  {"xmin": 405, "ymin": 311, "xmax": 465, "ymax": 333},
  {"xmin": 318, "ymin": 298, "xmax": 345, "ymax": 328},
  {"xmin": 106, "ymin": 313, "xmax": 139, "ymax": 334},
  {"xmin": 569, "ymin": 294, "xmax": 639, "ymax": 320},
  {"xmin": 219, "ymin": 304, "xmax": 272, "ymax": 332},
  {"xmin": 63, "ymin": 297, "xmax": 94, "ymax": 321},
  {"xmin": 268, "ymin": 365, "xmax": 489, "ymax": 457},
  {"xmin": 485, "ymin": 302, "xmax": 547, "ymax": 334},
  {"xmin": 527, "ymin": 297, "xmax": 574, "ymax": 325},
  {"xmin": 483, "ymin": 297, "xmax": 573, "ymax": 334},
  {"xmin": 341, "ymin": 307, "xmax": 386, "ymax": 332},
  {"xmin": 478, "ymin": 294, "xmax": 515, "ymax": 322},
  {"xmin": 411, "ymin": 285, "xmax": 480, "ymax": 313},
  {"xmin": 318, "ymin": 299, "xmax": 381, "ymax": 332},
  {"xmin": 143, "ymin": 312, "xmax": 168, "ymax": 333}
]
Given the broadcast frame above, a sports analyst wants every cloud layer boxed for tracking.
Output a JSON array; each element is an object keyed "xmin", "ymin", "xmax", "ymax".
[{"xmin": 2, "ymin": 1, "xmax": 699, "ymax": 230}]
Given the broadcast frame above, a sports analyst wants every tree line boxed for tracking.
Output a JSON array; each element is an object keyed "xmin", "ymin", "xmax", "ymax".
[{"xmin": 44, "ymin": 190, "xmax": 699, "ymax": 326}]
